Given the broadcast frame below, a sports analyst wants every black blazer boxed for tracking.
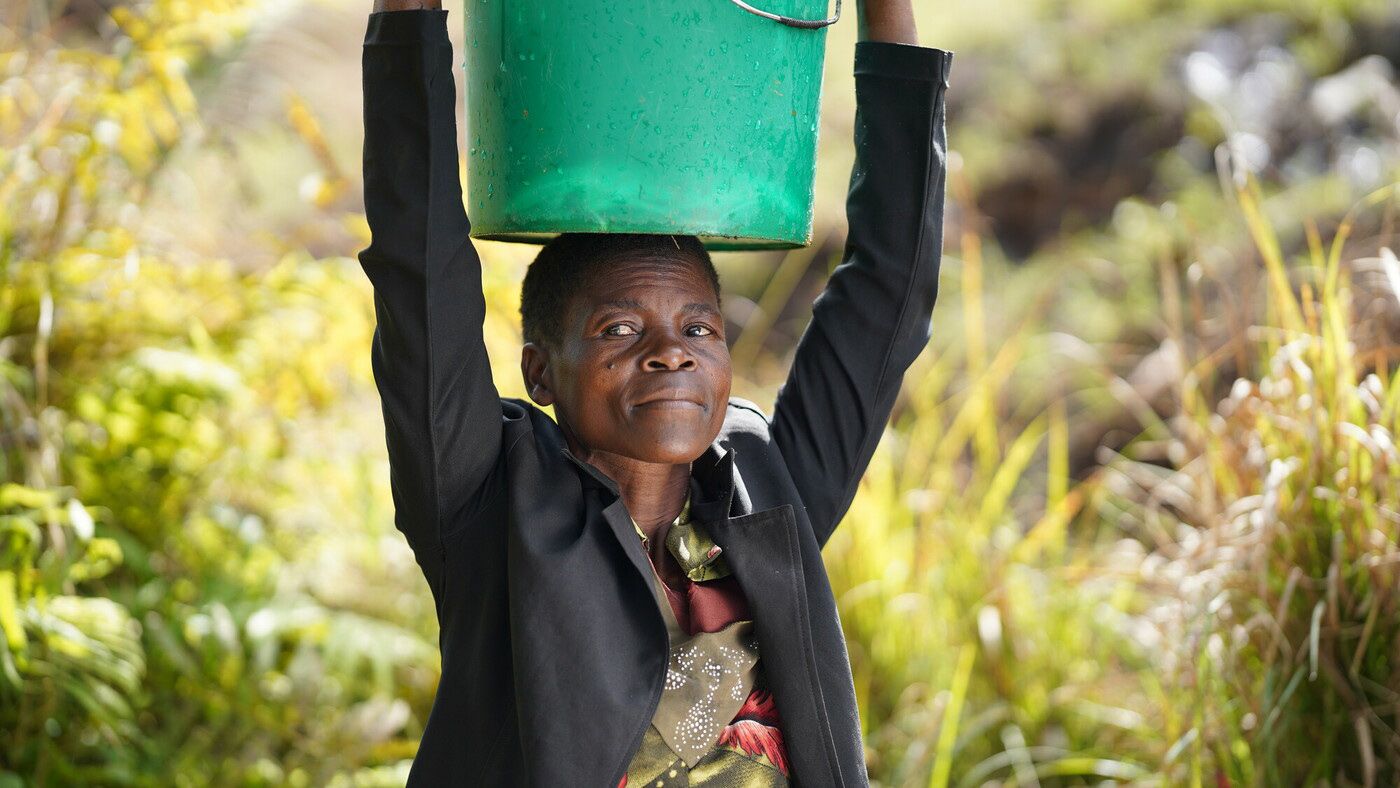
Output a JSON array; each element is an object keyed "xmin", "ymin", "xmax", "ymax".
[{"xmin": 357, "ymin": 9, "xmax": 952, "ymax": 786}]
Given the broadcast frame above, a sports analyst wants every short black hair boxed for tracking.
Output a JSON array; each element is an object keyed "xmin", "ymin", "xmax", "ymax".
[{"xmin": 519, "ymin": 232, "xmax": 721, "ymax": 350}]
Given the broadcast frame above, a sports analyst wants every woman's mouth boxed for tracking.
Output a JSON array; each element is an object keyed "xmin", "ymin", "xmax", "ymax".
[{"xmin": 633, "ymin": 398, "xmax": 705, "ymax": 411}]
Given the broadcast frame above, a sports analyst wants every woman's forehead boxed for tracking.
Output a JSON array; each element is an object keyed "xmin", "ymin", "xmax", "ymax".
[{"xmin": 579, "ymin": 255, "xmax": 716, "ymax": 303}]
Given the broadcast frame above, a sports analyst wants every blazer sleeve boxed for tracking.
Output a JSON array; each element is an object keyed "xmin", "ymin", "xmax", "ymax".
[
  {"xmin": 358, "ymin": 9, "xmax": 502, "ymax": 599},
  {"xmin": 770, "ymin": 41, "xmax": 953, "ymax": 548}
]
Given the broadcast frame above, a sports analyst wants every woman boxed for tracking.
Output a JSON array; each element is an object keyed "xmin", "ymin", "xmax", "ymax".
[{"xmin": 357, "ymin": 0, "xmax": 951, "ymax": 783}]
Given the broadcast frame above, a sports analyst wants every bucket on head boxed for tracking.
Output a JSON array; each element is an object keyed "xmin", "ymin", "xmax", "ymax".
[{"xmin": 463, "ymin": 0, "xmax": 840, "ymax": 251}]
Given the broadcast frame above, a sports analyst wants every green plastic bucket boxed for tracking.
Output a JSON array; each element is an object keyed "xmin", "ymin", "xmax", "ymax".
[{"xmin": 463, "ymin": 0, "xmax": 840, "ymax": 251}]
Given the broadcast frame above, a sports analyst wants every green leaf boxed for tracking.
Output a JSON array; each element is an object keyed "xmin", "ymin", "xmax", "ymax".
[
  {"xmin": 929, "ymin": 643, "xmax": 976, "ymax": 788},
  {"xmin": 0, "ymin": 571, "xmax": 27, "ymax": 653},
  {"xmin": 0, "ymin": 484, "xmax": 58, "ymax": 512}
]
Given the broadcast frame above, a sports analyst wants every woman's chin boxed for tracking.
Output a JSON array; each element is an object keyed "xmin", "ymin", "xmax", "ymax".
[
  {"xmin": 639, "ymin": 444, "xmax": 709, "ymax": 466},
  {"xmin": 623, "ymin": 429, "xmax": 714, "ymax": 465}
]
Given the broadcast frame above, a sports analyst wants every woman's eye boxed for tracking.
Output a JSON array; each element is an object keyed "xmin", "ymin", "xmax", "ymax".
[{"xmin": 602, "ymin": 323, "xmax": 714, "ymax": 337}]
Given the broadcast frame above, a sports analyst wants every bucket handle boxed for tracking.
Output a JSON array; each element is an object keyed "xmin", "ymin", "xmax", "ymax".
[{"xmin": 727, "ymin": 0, "xmax": 841, "ymax": 29}]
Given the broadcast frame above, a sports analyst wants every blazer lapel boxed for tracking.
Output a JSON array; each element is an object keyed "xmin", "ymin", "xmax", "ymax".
[
  {"xmin": 702, "ymin": 507, "xmax": 840, "ymax": 786},
  {"xmin": 690, "ymin": 452, "xmax": 841, "ymax": 787},
  {"xmin": 559, "ymin": 446, "xmax": 657, "ymax": 588}
]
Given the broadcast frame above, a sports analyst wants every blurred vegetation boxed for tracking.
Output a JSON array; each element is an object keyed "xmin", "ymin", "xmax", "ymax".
[{"xmin": 2, "ymin": 0, "xmax": 1400, "ymax": 785}]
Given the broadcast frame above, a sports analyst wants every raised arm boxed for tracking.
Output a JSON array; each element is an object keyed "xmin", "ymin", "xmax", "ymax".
[
  {"xmin": 358, "ymin": 5, "xmax": 502, "ymax": 602},
  {"xmin": 770, "ymin": 0, "xmax": 952, "ymax": 547}
]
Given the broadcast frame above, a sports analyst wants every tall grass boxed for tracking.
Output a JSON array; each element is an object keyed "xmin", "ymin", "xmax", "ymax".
[
  {"xmin": 815, "ymin": 228, "xmax": 1158, "ymax": 786},
  {"xmin": 813, "ymin": 170, "xmax": 1400, "ymax": 784},
  {"xmin": 1101, "ymin": 180, "xmax": 1400, "ymax": 785}
]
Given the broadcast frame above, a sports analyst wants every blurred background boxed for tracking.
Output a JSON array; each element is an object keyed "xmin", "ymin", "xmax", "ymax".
[{"xmin": 3, "ymin": 0, "xmax": 1400, "ymax": 784}]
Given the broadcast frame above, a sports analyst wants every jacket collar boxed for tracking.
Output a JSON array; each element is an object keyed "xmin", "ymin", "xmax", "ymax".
[{"xmin": 559, "ymin": 440, "xmax": 740, "ymax": 524}]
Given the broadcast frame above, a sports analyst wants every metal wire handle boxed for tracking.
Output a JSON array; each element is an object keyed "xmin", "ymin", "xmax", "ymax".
[{"xmin": 726, "ymin": 0, "xmax": 841, "ymax": 29}]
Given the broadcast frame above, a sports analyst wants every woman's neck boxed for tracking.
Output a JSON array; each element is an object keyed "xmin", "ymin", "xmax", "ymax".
[{"xmin": 565, "ymin": 438, "xmax": 691, "ymax": 544}]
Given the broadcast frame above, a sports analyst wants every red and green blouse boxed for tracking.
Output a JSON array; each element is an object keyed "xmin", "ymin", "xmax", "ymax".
[{"xmin": 620, "ymin": 497, "xmax": 790, "ymax": 787}]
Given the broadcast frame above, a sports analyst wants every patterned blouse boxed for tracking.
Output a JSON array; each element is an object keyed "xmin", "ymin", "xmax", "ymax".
[{"xmin": 619, "ymin": 496, "xmax": 790, "ymax": 787}]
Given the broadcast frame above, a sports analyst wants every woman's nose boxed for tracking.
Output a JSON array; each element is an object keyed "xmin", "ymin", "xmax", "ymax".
[{"xmin": 642, "ymin": 331, "xmax": 696, "ymax": 371}]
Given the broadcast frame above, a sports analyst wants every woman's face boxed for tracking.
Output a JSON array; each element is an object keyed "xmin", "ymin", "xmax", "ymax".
[{"xmin": 521, "ymin": 254, "xmax": 731, "ymax": 465}]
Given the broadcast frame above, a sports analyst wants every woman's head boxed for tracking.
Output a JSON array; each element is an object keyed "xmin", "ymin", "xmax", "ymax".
[{"xmin": 519, "ymin": 233, "xmax": 731, "ymax": 465}]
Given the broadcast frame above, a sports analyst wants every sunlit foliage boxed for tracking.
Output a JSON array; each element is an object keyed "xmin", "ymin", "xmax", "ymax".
[{"xmin": 2, "ymin": 1, "xmax": 433, "ymax": 783}]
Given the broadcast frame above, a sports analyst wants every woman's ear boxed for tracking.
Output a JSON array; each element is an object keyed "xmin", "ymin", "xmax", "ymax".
[{"xmin": 520, "ymin": 342, "xmax": 555, "ymax": 407}]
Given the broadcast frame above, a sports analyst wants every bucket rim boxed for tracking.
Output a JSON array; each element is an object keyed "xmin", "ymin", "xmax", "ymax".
[{"xmin": 470, "ymin": 229, "xmax": 810, "ymax": 252}]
